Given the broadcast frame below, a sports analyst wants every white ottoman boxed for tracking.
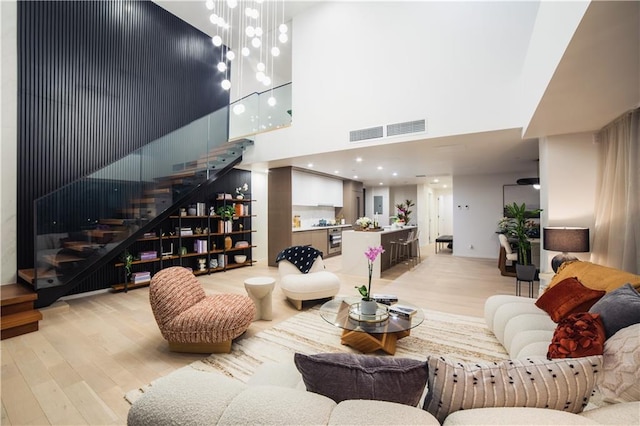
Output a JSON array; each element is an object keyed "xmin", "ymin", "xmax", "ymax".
[{"xmin": 244, "ymin": 277, "xmax": 276, "ymax": 321}]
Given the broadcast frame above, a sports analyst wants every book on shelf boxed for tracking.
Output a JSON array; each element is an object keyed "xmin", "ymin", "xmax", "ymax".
[
  {"xmin": 142, "ymin": 232, "xmax": 155, "ymax": 239},
  {"xmin": 139, "ymin": 251, "xmax": 157, "ymax": 260},
  {"xmin": 372, "ymin": 293, "xmax": 399, "ymax": 305},
  {"xmin": 176, "ymin": 227, "xmax": 193, "ymax": 236},
  {"xmin": 131, "ymin": 271, "xmax": 151, "ymax": 283},
  {"xmin": 388, "ymin": 304, "xmax": 417, "ymax": 319},
  {"xmin": 194, "ymin": 240, "xmax": 207, "ymax": 254}
]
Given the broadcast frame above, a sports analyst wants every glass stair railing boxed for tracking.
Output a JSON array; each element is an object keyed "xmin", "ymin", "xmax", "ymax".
[{"xmin": 25, "ymin": 83, "xmax": 292, "ymax": 304}]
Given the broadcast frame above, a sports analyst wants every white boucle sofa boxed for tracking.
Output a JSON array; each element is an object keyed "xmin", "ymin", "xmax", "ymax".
[
  {"xmin": 128, "ymin": 261, "xmax": 640, "ymax": 425},
  {"xmin": 127, "ymin": 360, "xmax": 640, "ymax": 425}
]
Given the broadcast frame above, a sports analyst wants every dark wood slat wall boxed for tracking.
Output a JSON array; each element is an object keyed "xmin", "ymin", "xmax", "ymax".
[{"xmin": 17, "ymin": 1, "xmax": 229, "ymax": 293}]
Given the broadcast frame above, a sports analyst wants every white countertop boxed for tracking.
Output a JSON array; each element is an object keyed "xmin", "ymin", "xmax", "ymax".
[
  {"xmin": 343, "ymin": 225, "xmax": 417, "ymax": 235},
  {"xmin": 292, "ymin": 224, "xmax": 352, "ymax": 232}
]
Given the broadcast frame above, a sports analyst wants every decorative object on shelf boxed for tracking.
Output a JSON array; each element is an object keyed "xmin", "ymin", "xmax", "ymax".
[
  {"xmin": 234, "ymin": 203, "xmax": 243, "ymax": 217},
  {"xmin": 218, "ymin": 253, "xmax": 226, "ymax": 268},
  {"xmin": 225, "ymin": 236, "xmax": 233, "ymax": 250},
  {"xmin": 197, "ymin": 258, "xmax": 207, "ymax": 271},
  {"xmin": 196, "ymin": 202, "xmax": 206, "ymax": 216},
  {"xmin": 209, "ymin": 258, "xmax": 218, "ymax": 269},
  {"xmin": 355, "ymin": 216, "xmax": 372, "ymax": 231},
  {"xmin": 180, "ymin": 246, "xmax": 187, "ymax": 255},
  {"xmin": 234, "ymin": 255, "xmax": 247, "ymax": 264},
  {"xmin": 394, "ymin": 199, "xmax": 415, "ymax": 225},
  {"xmin": 180, "ymin": 208, "xmax": 187, "ymax": 217},
  {"xmin": 543, "ymin": 227, "xmax": 590, "ymax": 272},
  {"xmin": 235, "ymin": 241, "xmax": 249, "ymax": 248},
  {"xmin": 355, "ymin": 245, "xmax": 385, "ymax": 315},
  {"xmin": 187, "ymin": 205, "xmax": 197, "ymax": 216},
  {"xmin": 210, "ymin": 206, "xmax": 215, "ymax": 216},
  {"xmin": 120, "ymin": 250, "xmax": 133, "ymax": 282},
  {"xmin": 217, "ymin": 205, "xmax": 235, "ymax": 220},
  {"xmin": 194, "ymin": 227, "xmax": 203, "ymax": 235},
  {"xmin": 236, "ymin": 183, "xmax": 249, "ymax": 199}
]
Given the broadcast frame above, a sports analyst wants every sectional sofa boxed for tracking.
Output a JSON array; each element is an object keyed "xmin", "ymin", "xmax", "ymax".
[{"xmin": 128, "ymin": 261, "xmax": 640, "ymax": 425}]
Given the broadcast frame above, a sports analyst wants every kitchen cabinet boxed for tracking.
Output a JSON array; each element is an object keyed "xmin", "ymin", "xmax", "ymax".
[
  {"xmin": 292, "ymin": 170, "xmax": 343, "ymax": 207},
  {"xmin": 291, "ymin": 229, "xmax": 330, "ymax": 256}
]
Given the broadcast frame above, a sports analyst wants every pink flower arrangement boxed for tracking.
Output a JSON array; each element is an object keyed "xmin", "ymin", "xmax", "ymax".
[{"xmin": 355, "ymin": 245, "xmax": 385, "ymax": 300}]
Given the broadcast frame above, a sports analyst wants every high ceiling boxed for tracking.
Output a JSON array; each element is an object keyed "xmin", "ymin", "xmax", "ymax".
[{"xmin": 154, "ymin": 1, "xmax": 639, "ymax": 190}]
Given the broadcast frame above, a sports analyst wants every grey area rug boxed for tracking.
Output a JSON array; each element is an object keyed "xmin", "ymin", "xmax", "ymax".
[{"xmin": 125, "ymin": 306, "xmax": 508, "ymax": 404}]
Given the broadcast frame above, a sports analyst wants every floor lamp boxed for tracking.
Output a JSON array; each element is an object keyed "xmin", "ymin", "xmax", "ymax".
[{"xmin": 543, "ymin": 227, "xmax": 590, "ymax": 272}]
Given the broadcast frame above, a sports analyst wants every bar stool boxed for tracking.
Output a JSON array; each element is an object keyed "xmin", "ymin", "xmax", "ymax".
[{"xmin": 391, "ymin": 229, "xmax": 416, "ymax": 266}]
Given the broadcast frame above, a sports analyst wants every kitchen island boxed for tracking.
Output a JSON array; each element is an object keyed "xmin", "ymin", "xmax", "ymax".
[{"xmin": 341, "ymin": 226, "xmax": 417, "ymax": 278}]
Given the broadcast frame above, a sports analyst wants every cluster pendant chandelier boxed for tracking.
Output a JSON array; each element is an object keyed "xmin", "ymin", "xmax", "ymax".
[{"xmin": 205, "ymin": 0, "xmax": 288, "ymax": 113}]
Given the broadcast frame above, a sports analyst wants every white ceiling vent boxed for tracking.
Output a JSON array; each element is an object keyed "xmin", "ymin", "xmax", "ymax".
[
  {"xmin": 349, "ymin": 126, "xmax": 384, "ymax": 142},
  {"xmin": 387, "ymin": 119, "xmax": 426, "ymax": 137}
]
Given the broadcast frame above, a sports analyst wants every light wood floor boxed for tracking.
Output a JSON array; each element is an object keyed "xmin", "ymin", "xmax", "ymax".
[{"xmin": 1, "ymin": 244, "xmax": 530, "ymax": 425}]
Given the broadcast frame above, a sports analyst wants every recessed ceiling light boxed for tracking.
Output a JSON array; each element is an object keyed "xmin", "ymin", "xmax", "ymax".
[
  {"xmin": 379, "ymin": 182, "xmax": 383, "ymax": 185},
  {"xmin": 434, "ymin": 178, "xmax": 440, "ymax": 183},
  {"xmin": 355, "ymin": 157, "xmax": 363, "ymax": 162},
  {"xmin": 392, "ymin": 172, "xmax": 398, "ymax": 176},
  {"xmin": 443, "ymin": 184, "xmax": 448, "ymax": 188},
  {"xmin": 334, "ymin": 170, "xmax": 339, "ymax": 174},
  {"xmin": 307, "ymin": 163, "xmax": 313, "ymax": 168},
  {"xmin": 377, "ymin": 166, "xmax": 383, "ymax": 170},
  {"xmin": 353, "ymin": 175, "xmax": 358, "ymax": 179}
]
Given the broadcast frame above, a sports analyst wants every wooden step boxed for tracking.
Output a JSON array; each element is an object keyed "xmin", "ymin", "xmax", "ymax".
[
  {"xmin": 1, "ymin": 284, "xmax": 42, "ymax": 340},
  {"xmin": 18, "ymin": 268, "xmax": 60, "ymax": 285},
  {"xmin": 144, "ymin": 188, "xmax": 171, "ymax": 195}
]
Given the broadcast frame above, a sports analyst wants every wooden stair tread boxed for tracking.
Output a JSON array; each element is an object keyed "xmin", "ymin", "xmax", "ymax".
[
  {"xmin": 1, "ymin": 310, "xmax": 43, "ymax": 330},
  {"xmin": 18, "ymin": 268, "xmax": 60, "ymax": 285},
  {"xmin": 1, "ymin": 283, "xmax": 38, "ymax": 305}
]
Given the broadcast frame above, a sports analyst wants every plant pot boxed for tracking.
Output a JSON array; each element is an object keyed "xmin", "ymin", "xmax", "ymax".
[
  {"xmin": 360, "ymin": 299, "xmax": 378, "ymax": 315},
  {"xmin": 516, "ymin": 263, "xmax": 537, "ymax": 281}
]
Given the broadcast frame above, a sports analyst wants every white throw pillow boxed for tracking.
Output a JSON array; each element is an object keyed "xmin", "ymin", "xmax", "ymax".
[
  {"xmin": 597, "ymin": 324, "xmax": 640, "ymax": 402},
  {"xmin": 423, "ymin": 355, "xmax": 603, "ymax": 423}
]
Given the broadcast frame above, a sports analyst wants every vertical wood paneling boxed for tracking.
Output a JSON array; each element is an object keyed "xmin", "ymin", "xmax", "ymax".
[{"xmin": 17, "ymin": 1, "xmax": 230, "ymax": 293}]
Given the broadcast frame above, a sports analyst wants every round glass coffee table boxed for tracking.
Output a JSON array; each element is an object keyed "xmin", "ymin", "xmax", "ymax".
[{"xmin": 319, "ymin": 297, "xmax": 424, "ymax": 355}]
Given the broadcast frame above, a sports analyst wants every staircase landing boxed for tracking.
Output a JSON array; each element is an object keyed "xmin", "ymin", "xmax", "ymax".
[{"xmin": 1, "ymin": 284, "xmax": 43, "ymax": 339}]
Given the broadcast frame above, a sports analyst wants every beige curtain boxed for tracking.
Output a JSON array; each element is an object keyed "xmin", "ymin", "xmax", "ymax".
[{"xmin": 590, "ymin": 108, "xmax": 640, "ymax": 274}]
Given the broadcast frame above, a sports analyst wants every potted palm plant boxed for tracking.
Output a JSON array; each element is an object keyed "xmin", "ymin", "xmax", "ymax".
[{"xmin": 504, "ymin": 202, "xmax": 541, "ymax": 281}]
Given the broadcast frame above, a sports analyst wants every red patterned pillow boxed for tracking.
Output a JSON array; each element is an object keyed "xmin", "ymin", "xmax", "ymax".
[
  {"xmin": 536, "ymin": 277, "xmax": 605, "ymax": 322},
  {"xmin": 547, "ymin": 312, "xmax": 605, "ymax": 359}
]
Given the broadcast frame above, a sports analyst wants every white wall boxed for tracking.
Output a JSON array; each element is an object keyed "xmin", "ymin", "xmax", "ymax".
[
  {"xmin": 520, "ymin": 1, "xmax": 590, "ymax": 134},
  {"xmin": 539, "ymin": 132, "xmax": 599, "ymax": 273},
  {"xmin": 389, "ymin": 185, "xmax": 418, "ymax": 226},
  {"xmin": 453, "ymin": 172, "xmax": 534, "ymax": 259},
  {"xmin": 245, "ymin": 1, "xmax": 539, "ymax": 164},
  {"xmin": 1, "ymin": 1, "xmax": 17, "ymax": 285},
  {"xmin": 250, "ymin": 169, "xmax": 268, "ymax": 263},
  {"xmin": 365, "ymin": 186, "xmax": 390, "ymax": 225}
]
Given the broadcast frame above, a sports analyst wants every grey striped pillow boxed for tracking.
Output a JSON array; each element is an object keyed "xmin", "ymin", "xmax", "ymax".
[{"xmin": 423, "ymin": 355, "xmax": 603, "ymax": 423}]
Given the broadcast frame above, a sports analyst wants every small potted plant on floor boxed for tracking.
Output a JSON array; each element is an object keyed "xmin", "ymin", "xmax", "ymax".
[{"xmin": 504, "ymin": 202, "xmax": 541, "ymax": 281}]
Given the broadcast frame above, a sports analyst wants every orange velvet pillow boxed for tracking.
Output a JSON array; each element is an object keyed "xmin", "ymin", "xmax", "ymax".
[
  {"xmin": 536, "ymin": 277, "xmax": 605, "ymax": 322},
  {"xmin": 547, "ymin": 312, "xmax": 605, "ymax": 359}
]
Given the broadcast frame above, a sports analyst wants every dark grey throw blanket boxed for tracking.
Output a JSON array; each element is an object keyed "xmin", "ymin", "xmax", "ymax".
[{"xmin": 275, "ymin": 246, "xmax": 324, "ymax": 274}]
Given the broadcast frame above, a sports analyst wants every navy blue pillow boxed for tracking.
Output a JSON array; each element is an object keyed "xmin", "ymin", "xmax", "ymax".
[{"xmin": 589, "ymin": 283, "xmax": 640, "ymax": 339}]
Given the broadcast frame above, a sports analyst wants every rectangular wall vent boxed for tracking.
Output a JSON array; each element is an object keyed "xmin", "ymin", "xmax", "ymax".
[
  {"xmin": 387, "ymin": 119, "xmax": 426, "ymax": 137},
  {"xmin": 349, "ymin": 126, "xmax": 384, "ymax": 142}
]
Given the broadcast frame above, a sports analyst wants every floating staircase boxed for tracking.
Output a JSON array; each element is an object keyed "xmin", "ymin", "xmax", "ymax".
[
  {"xmin": 17, "ymin": 83, "xmax": 292, "ymax": 308},
  {"xmin": 1, "ymin": 284, "xmax": 42, "ymax": 339}
]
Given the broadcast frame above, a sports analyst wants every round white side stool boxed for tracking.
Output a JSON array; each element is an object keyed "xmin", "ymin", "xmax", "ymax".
[{"xmin": 243, "ymin": 277, "xmax": 276, "ymax": 321}]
